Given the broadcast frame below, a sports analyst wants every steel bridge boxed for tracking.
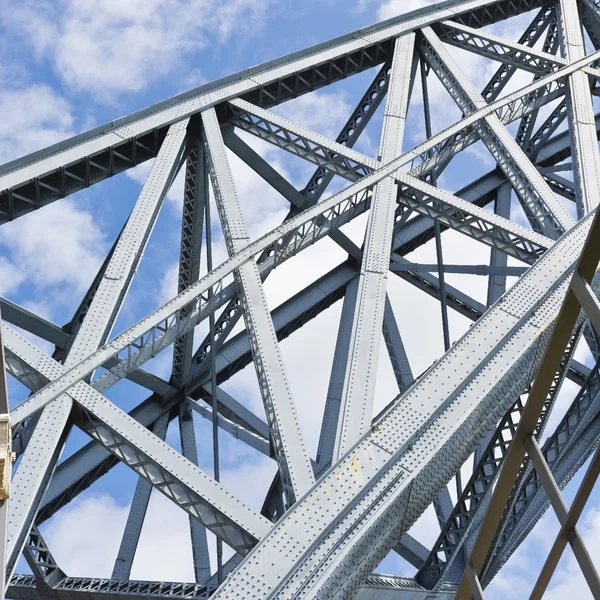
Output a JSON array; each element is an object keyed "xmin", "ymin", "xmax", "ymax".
[{"xmin": 2, "ymin": 0, "xmax": 600, "ymax": 598}]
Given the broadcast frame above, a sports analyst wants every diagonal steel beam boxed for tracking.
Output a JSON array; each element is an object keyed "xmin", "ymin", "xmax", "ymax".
[
  {"xmin": 396, "ymin": 173, "xmax": 550, "ymax": 263},
  {"xmin": 334, "ymin": 33, "xmax": 416, "ymax": 460},
  {"xmin": 26, "ymin": 139, "xmax": 583, "ymax": 531},
  {"xmin": 9, "ymin": 65, "xmax": 596, "ymax": 536},
  {"xmin": 558, "ymin": 0, "xmax": 600, "ymax": 218},
  {"xmin": 201, "ymin": 107, "xmax": 314, "ymax": 504},
  {"xmin": 455, "ymin": 207, "xmax": 600, "ymax": 599},
  {"xmin": 435, "ymin": 19, "xmax": 563, "ymax": 75},
  {"xmin": 7, "ymin": 121, "xmax": 190, "ymax": 578},
  {"xmin": 4, "ymin": 326, "xmax": 270, "ymax": 556},
  {"xmin": 111, "ymin": 412, "xmax": 170, "ymax": 581},
  {"xmin": 211, "ymin": 191, "xmax": 599, "ymax": 600},
  {"xmin": 420, "ymin": 26, "xmax": 575, "ymax": 239},
  {"xmin": 177, "ymin": 402, "xmax": 212, "ymax": 583},
  {"xmin": 0, "ymin": 299, "xmax": 69, "ymax": 350}
]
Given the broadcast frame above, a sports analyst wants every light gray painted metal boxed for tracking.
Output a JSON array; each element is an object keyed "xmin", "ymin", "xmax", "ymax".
[
  {"xmin": 6, "ymin": 120, "xmax": 189, "ymax": 580},
  {"xmin": 420, "ymin": 26, "xmax": 574, "ymax": 239},
  {"xmin": 201, "ymin": 107, "xmax": 314, "ymax": 504},
  {"xmin": 334, "ymin": 33, "xmax": 415, "ymax": 460},
  {"xmin": 6, "ymin": 3, "xmax": 600, "ymax": 596},
  {"xmin": 0, "ymin": 298, "xmax": 70, "ymax": 350},
  {"xmin": 112, "ymin": 413, "xmax": 170, "ymax": 581},
  {"xmin": 212, "ymin": 208, "xmax": 596, "ymax": 598},
  {"xmin": 178, "ymin": 402, "xmax": 212, "ymax": 583},
  {"xmin": 4, "ymin": 326, "xmax": 270, "ymax": 555},
  {"xmin": 171, "ymin": 140, "xmax": 207, "ymax": 385},
  {"xmin": 559, "ymin": 0, "xmax": 600, "ymax": 217},
  {"xmin": 486, "ymin": 183, "xmax": 512, "ymax": 307},
  {"xmin": 0, "ymin": 0, "xmax": 523, "ymax": 206}
]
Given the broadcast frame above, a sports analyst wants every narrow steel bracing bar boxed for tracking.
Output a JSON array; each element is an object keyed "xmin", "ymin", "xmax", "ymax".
[
  {"xmin": 178, "ymin": 402, "xmax": 212, "ymax": 583},
  {"xmin": 485, "ymin": 403, "xmax": 600, "ymax": 583},
  {"xmin": 0, "ymin": 298, "xmax": 69, "ymax": 350},
  {"xmin": 169, "ymin": 136, "xmax": 213, "ymax": 580},
  {"xmin": 542, "ymin": 171, "xmax": 576, "ymax": 202},
  {"xmin": 226, "ymin": 99, "xmax": 377, "ymax": 182},
  {"xmin": 527, "ymin": 99, "xmax": 568, "ymax": 161},
  {"xmin": 35, "ymin": 384, "xmax": 268, "ymax": 526},
  {"xmin": 391, "ymin": 262, "xmax": 525, "ymax": 276},
  {"xmin": 187, "ymin": 398, "xmax": 270, "ymax": 456},
  {"xmin": 315, "ymin": 277, "xmax": 359, "ymax": 472},
  {"xmin": 58, "ymin": 225, "xmax": 125, "ymax": 363},
  {"xmin": 226, "ymin": 99, "xmax": 551, "ymax": 265},
  {"xmin": 221, "ymin": 128, "xmax": 413, "ymax": 400},
  {"xmin": 147, "ymin": 59, "xmax": 392, "ymax": 388},
  {"xmin": 581, "ymin": 0, "xmax": 600, "ymax": 50},
  {"xmin": 27, "ymin": 128, "xmax": 587, "ymax": 534},
  {"xmin": 14, "ymin": 65, "xmax": 556, "ymax": 424},
  {"xmin": 454, "ymin": 208, "xmax": 600, "ymax": 600},
  {"xmin": 333, "ymin": 33, "xmax": 416, "ymax": 460},
  {"xmin": 480, "ymin": 6, "xmax": 556, "ymax": 106},
  {"xmin": 222, "ymin": 126, "xmax": 363, "ymax": 261},
  {"xmin": 23, "ymin": 525, "xmax": 66, "ymax": 589},
  {"xmin": 434, "ymin": 19, "xmax": 564, "ymax": 75},
  {"xmin": 19, "ymin": 161, "xmax": 575, "ymax": 537},
  {"xmin": 0, "ymin": 0, "xmax": 547, "ymax": 219},
  {"xmin": 111, "ymin": 413, "xmax": 170, "ymax": 581},
  {"xmin": 201, "ymin": 107, "xmax": 314, "ymax": 503},
  {"xmin": 420, "ymin": 26, "xmax": 574, "ymax": 239},
  {"xmin": 515, "ymin": 16, "xmax": 560, "ymax": 153},
  {"xmin": 482, "ymin": 353, "xmax": 600, "ymax": 573},
  {"xmin": 420, "ymin": 54, "xmax": 456, "ymax": 526},
  {"xmin": 394, "ymin": 174, "xmax": 550, "ymax": 264},
  {"xmin": 491, "ymin": 185, "xmax": 513, "ymax": 308},
  {"xmin": 212, "ymin": 192, "xmax": 598, "ymax": 599},
  {"xmin": 393, "ymin": 535, "xmax": 429, "ymax": 570},
  {"xmin": 301, "ymin": 61, "xmax": 392, "ymax": 203},
  {"xmin": 382, "ymin": 297, "xmax": 414, "ymax": 393},
  {"xmin": 559, "ymin": 0, "xmax": 600, "ymax": 217},
  {"xmin": 171, "ymin": 139, "xmax": 207, "ymax": 385}
]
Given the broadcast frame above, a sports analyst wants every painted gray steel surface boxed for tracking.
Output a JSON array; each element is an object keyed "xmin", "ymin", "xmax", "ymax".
[{"xmin": 3, "ymin": 0, "xmax": 600, "ymax": 598}]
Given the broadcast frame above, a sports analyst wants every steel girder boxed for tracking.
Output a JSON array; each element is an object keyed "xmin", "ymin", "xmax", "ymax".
[{"xmin": 5, "ymin": 0, "xmax": 600, "ymax": 598}]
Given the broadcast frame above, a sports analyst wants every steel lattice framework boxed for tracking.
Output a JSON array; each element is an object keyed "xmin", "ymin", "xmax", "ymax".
[{"xmin": 4, "ymin": 0, "xmax": 600, "ymax": 598}]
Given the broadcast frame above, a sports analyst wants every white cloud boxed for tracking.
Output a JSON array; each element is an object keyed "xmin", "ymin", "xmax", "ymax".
[
  {"xmin": 377, "ymin": 0, "xmax": 438, "ymax": 20},
  {"xmin": 0, "ymin": 81, "xmax": 75, "ymax": 165},
  {"xmin": 3, "ymin": 0, "xmax": 278, "ymax": 101},
  {"xmin": 0, "ymin": 199, "xmax": 108, "ymax": 300},
  {"xmin": 43, "ymin": 494, "xmax": 129, "ymax": 577},
  {"xmin": 273, "ymin": 90, "xmax": 354, "ymax": 142}
]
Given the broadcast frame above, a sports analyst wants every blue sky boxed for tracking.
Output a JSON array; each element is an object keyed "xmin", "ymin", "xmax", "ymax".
[{"xmin": 1, "ymin": 0, "xmax": 599, "ymax": 596}]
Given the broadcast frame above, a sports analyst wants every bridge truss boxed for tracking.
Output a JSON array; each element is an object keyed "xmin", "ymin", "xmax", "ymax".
[{"xmin": 3, "ymin": 0, "xmax": 600, "ymax": 597}]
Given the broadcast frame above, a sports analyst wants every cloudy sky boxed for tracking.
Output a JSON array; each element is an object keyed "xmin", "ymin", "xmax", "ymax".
[{"xmin": 1, "ymin": 0, "xmax": 599, "ymax": 597}]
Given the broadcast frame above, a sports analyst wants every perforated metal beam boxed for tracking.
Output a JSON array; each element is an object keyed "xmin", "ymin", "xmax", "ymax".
[{"xmin": 201, "ymin": 107, "xmax": 314, "ymax": 504}]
